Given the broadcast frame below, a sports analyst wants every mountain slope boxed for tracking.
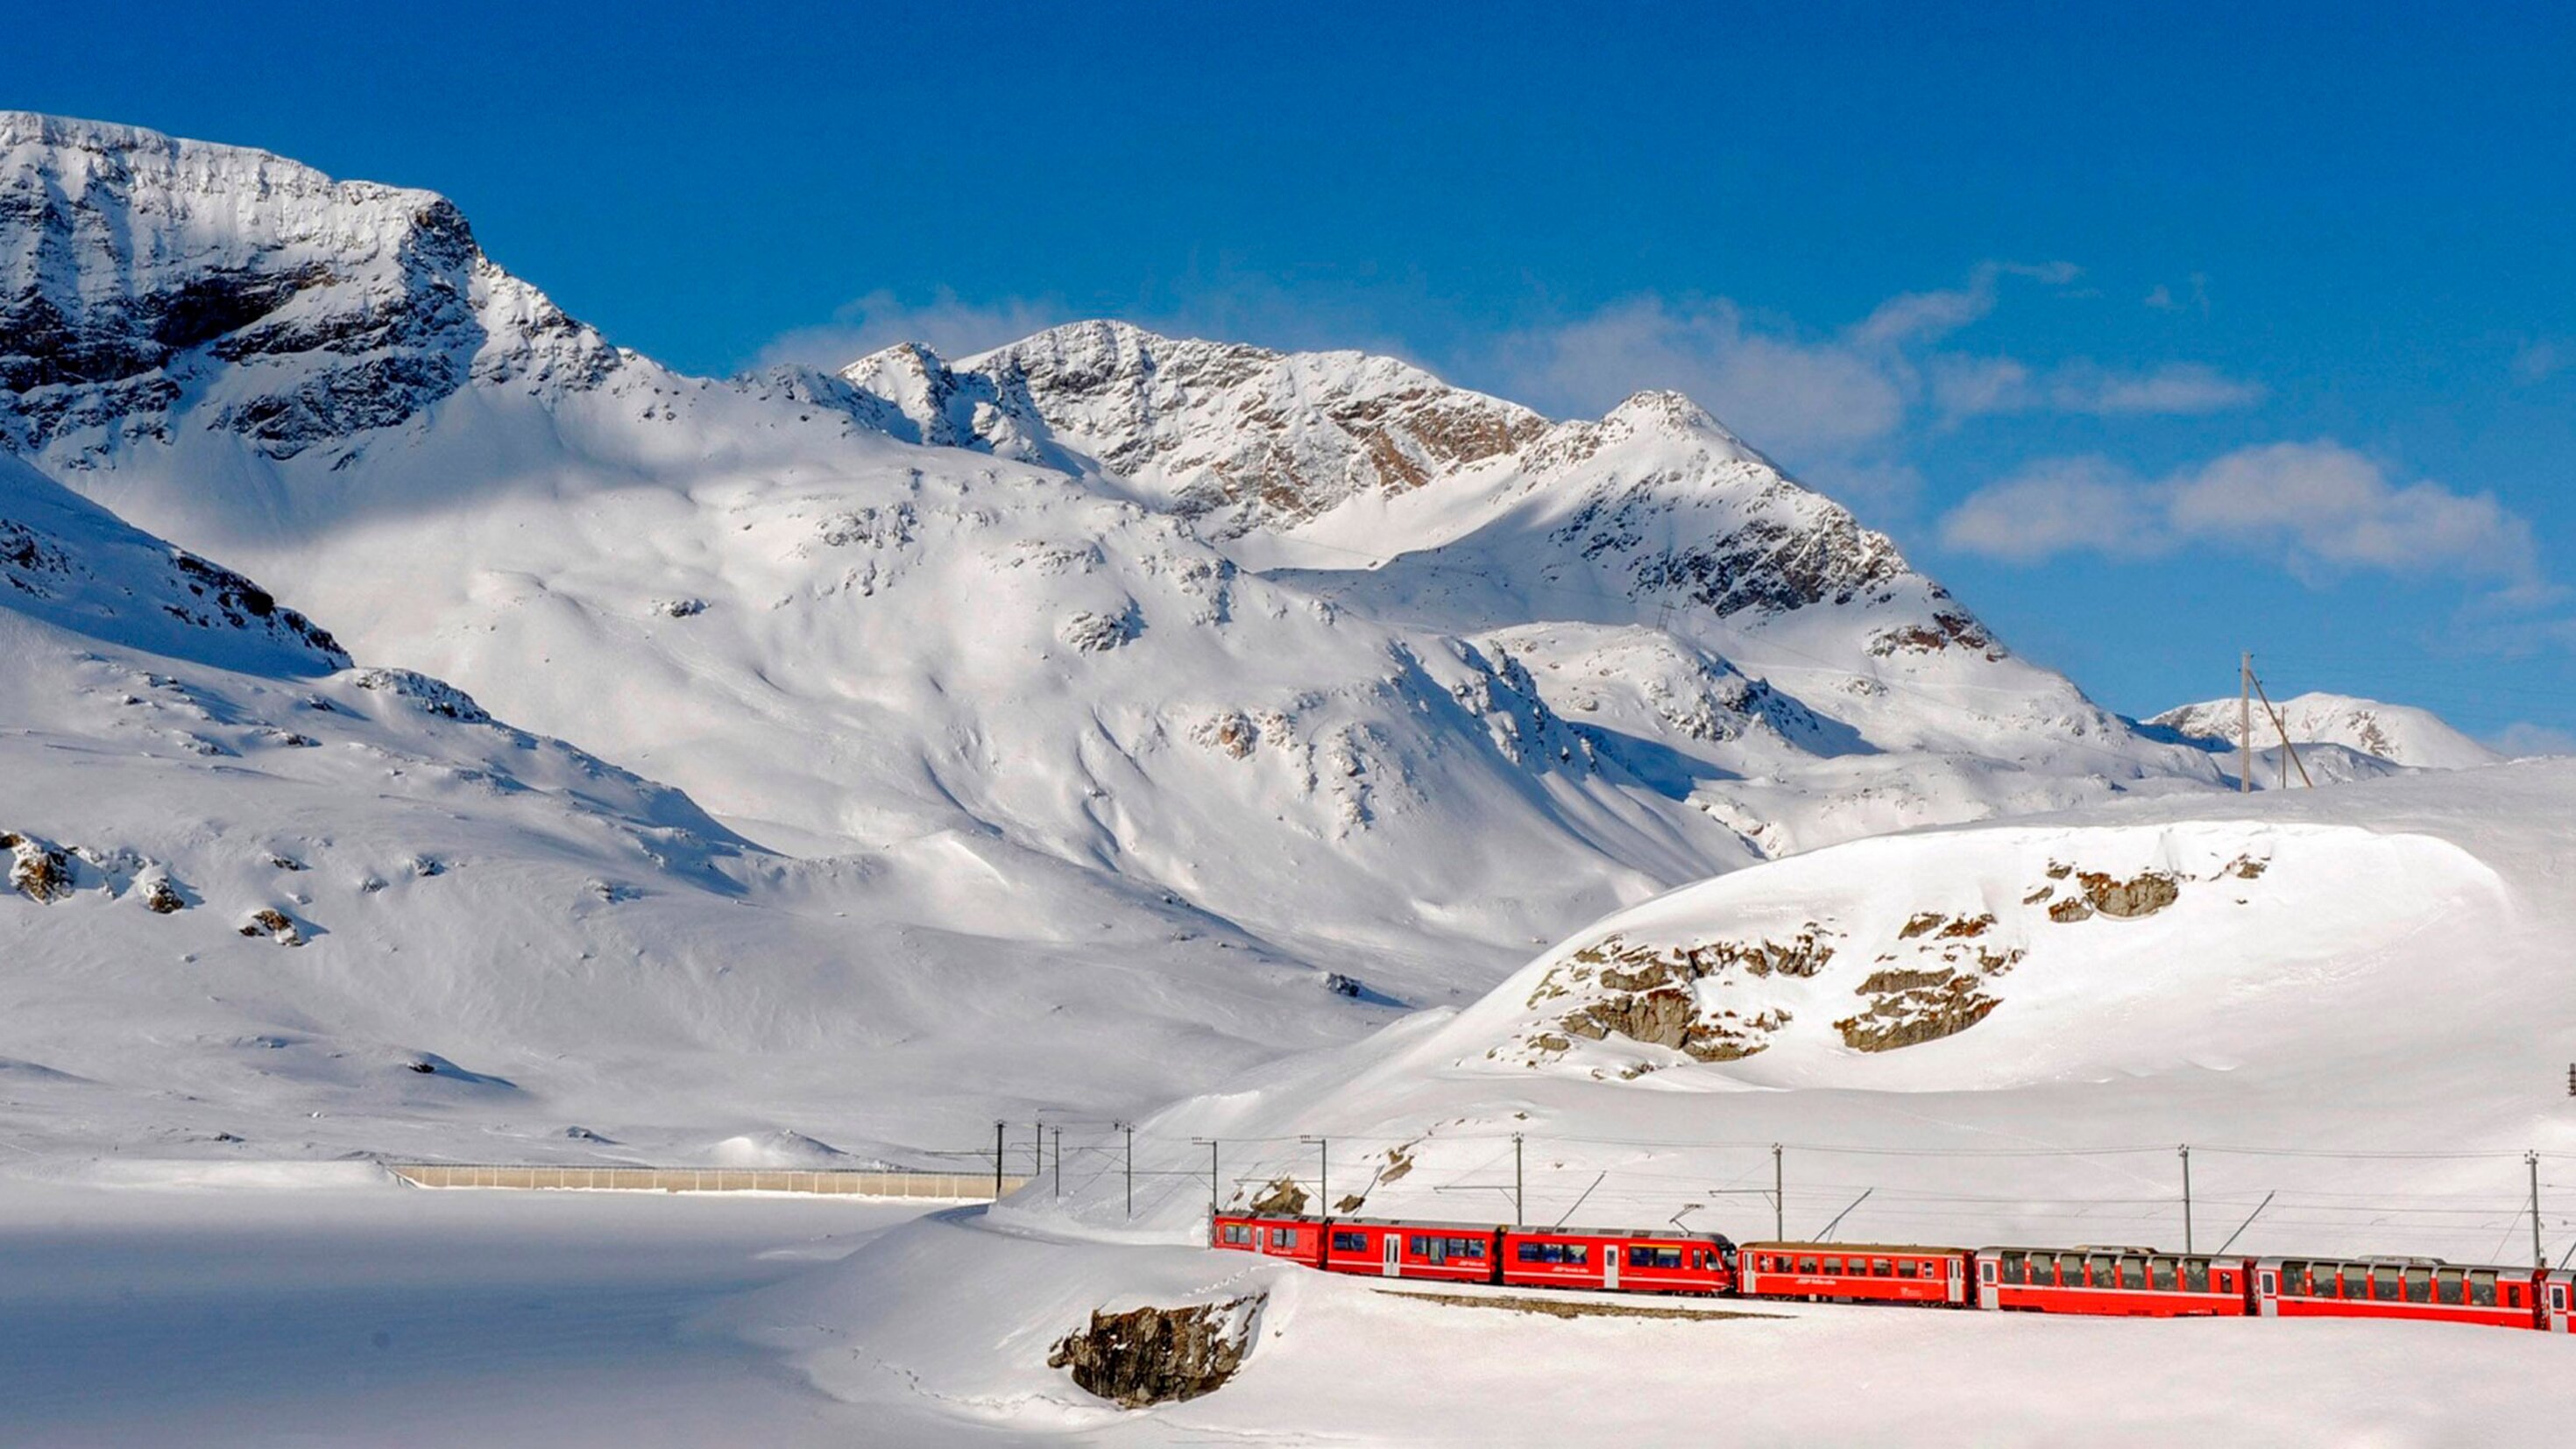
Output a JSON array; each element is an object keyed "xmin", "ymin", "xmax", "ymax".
[
  {"xmin": 2151, "ymin": 690, "xmax": 2502, "ymax": 771},
  {"xmin": 0, "ymin": 448, "xmax": 1398, "ymax": 1160}
]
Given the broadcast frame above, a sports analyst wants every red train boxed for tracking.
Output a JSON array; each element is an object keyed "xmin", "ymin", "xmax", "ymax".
[{"xmin": 1213, "ymin": 1212, "xmax": 2576, "ymax": 1334}]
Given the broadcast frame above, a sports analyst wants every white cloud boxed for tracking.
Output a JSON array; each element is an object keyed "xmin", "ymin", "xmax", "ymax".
[
  {"xmin": 2514, "ymin": 339, "xmax": 2566, "ymax": 385},
  {"xmin": 2488, "ymin": 722, "xmax": 2576, "ymax": 758},
  {"xmin": 2063, "ymin": 362, "xmax": 2265, "ymax": 415},
  {"xmin": 1935, "ymin": 456, "xmax": 2166, "ymax": 562},
  {"xmin": 1939, "ymin": 440, "xmax": 2540, "ymax": 587},
  {"xmin": 752, "ymin": 289, "xmax": 1074, "ymax": 372},
  {"xmin": 1933, "ymin": 357, "xmax": 2263, "ymax": 420},
  {"xmin": 1487, "ymin": 296, "xmax": 1908, "ymax": 454},
  {"xmin": 1487, "ymin": 263, "xmax": 2257, "ymax": 477}
]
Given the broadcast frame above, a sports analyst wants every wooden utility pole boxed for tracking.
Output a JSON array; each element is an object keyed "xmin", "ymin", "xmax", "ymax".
[
  {"xmin": 2249, "ymin": 672, "xmax": 2314, "ymax": 788},
  {"xmin": 993, "ymin": 1120, "xmax": 1005, "ymax": 1201},
  {"xmin": 2239, "ymin": 653, "xmax": 2254, "ymax": 792},
  {"xmin": 1052, "ymin": 1125, "xmax": 1062, "ymax": 1198}
]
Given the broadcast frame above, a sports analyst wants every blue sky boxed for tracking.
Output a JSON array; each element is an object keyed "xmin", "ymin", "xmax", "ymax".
[{"xmin": 25, "ymin": 2, "xmax": 2576, "ymax": 744}]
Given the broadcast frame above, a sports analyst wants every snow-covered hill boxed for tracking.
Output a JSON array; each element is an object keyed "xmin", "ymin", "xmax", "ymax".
[
  {"xmin": 2151, "ymin": 690, "xmax": 2502, "ymax": 770},
  {"xmin": 741, "ymin": 758, "xmax": 2576, "ymax": 1440},
  {"xmin": 0, "ymin": 451, "xmax": 1391, "ymax": 1161}
]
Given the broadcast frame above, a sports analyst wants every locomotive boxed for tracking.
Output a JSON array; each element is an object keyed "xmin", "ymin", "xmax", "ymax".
[{"xmin": 1213, "ymin": 1211, "xmax": 2576, "ymax": 1332}]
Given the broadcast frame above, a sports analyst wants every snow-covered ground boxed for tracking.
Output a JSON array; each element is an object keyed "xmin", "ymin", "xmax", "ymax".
[
  {"xmin": 740, "ymin": 759, "xmax": 2576, "ymax": 1443},
  {"xmin": 734, "ymin": 1207, "xmax": 2576, "ymax": 1446},
  {"xmin": 0, "ymin": 1164, "xmax": 945, "ymax": 1447}
]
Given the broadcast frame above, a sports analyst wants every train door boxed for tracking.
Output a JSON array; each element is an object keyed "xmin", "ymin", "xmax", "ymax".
[
  {"xmin": 1947, "ymin": 1255, "xmax": 1966, "ymax": 1305},
  {"xmin": 2255, "ymin": 1266, "xmax": 2279, "ymax": 1318},
  {"xmin": 1976, "ymin": 1255, "xmax": 1999, "ymax": 1310},
  {"xmin": 1383, "ymin": 1233, "xmax": 1399, "ymax": 1279},
  {"xmin": 1605, "ymin": 1245, "xmax": 1621, "ymax": 1290},
  {"xmin": 2549, "ymin": 1276, "xmax": 2569, "ymax": 1332}
]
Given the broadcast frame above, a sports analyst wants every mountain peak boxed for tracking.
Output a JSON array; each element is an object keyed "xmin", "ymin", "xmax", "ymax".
[
  {"xmin": 2148, "ymin": 690, "xmax": 2500, "ymax": 771},
  {"xmin": 0, "ymin": 110, "xmax": 617, "ymax": 473}
]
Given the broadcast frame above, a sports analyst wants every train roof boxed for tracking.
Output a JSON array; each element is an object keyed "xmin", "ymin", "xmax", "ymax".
[
  {"xmin": 1513, "ymin": 1224, "xmax": 1735, "ymax": 1244},
  {"xmin": 1740, "ymin": 1240, "xmax": 1970, "ymax": 1256},
  {"xmin": 2254, "ymin": 1254, "xmax": 2537, "ymax": 1271}
]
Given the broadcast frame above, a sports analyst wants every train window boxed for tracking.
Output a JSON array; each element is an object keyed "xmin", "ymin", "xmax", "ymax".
[
  {"xmin": 1516, "ymin": 1242, "xmax": 1541, "ymax": 1263},
  {"xmin": 1332, "ymin": 1232, "xmax": 1365, "ymax": 1253},
  {"xmin": 2119, "ymin": 1258, "xmax": 2147, "ymax": 1290},
  {"xmin": 1999, "ymin": 1250, "xmax": 2025, "ymax": 1282},
  {"xmin": 1822, "ymin": 1257, "xmax": 1844, "ymax": 1275},
  {"xmin": 1567, "ymin": 1245, "xmax": 1589, "ymax": 1266},
  {"xmin": 2436, "ymin": 1269, "xmax": 2466, "ymax": 1306},
  {"xmin": 2403, "ymin": 1268, "xmax": 2432, "ymax": 1304},
  {"xmin": 2056, "ymin": 1253, "xmax": 2087, "ymax": 1286},
  {"xmin": 2087, "ymin": 1255, "xmax": 2116, "ymax": 1289},
  {"xmin": 2025, "ymin": 1256, "xmax": 2054, "ymax": 1287},
  {"xmin": 1542, "ymin": 1243, "xmax": 1567, "ymax": 1263},
  {"xmin": 1798, "ymin": 1256, "xmax": 1819, "ymax": 1274},
  {"xmin": 1872, "ymin": 1258, "xmax": 1893, "ymax": 1276},
  {"xmin": 2507, "ymin": 1282, "xmax": 2523, "ymax": 1309},
  {"xmin": 2371, "ymin": 1269, "xmax": 2401, "ymax": 1302},
  {"xmin": 1897, "ymin": 1260, "xmax": 1919, "ymax": 1279},
  {"xmin": 1462, "ymin": 1240, "xmax": 1486, "ymax": 1260},
  {"xmin": 1224, "ymin": 1224, "xmax": 1251, "ymax": 1245},
  {"xmin": 1631, "ymin": 1246, "xmax": 1652, "ymax": 1268},
  {"xmin": 2150, "ymin": 1258, "xmax": 2177, "ymax": 1291},
  {"xmin": 2183, "ymin": 1259, "xmax": 2210, "ymax": 1293},
  {"xmin": 1406, "ymin": 1236, "xmax": 1426, "ymax": 1256},
  {"xmin": 2471, "ymin": 1270, "xmax": 2498, "ymax": 1307}
]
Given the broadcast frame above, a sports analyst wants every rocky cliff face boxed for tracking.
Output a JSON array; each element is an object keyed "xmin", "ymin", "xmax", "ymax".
[
  {"xmin": 0, "ymin": 111, "xmax": 620, "ymax": 467},
  {"xmin": 845, "ymin": 320, "xmax": 1557, "ymax": 534}
]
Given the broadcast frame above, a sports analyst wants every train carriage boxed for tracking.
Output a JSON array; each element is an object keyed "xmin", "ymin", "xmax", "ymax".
[
  {"xmin": 1498, "ymin": 1226, "xmax": 1733, "ymax": 1295},
  {"xmin": 1211, "ymin": 1211, "xmax": 1327, "ymax": 1269},
  {"xmin": 1322, "ymin": 1219, "xmax": 1503, "ymax": 1283},
  {"xmin": 2254, "ymin": 1256, "xmax": 2544, "ymax": 1330},
  {"xmin": 1976, "ymin": 1247, "xmax": 2252, "ymax": 1316},
  {"xmin": 1737, "ymin": 1241, "xmax": 1967, "ymax": 1305}
]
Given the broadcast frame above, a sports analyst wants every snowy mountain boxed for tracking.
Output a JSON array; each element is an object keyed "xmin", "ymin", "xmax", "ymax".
[
  {"xmin": 0, "ymin": 449, "xmax": 1404, "ymax": 1161},
  {"xmin": 0, "ymin": 111, "xmax": 2300, "ymax": 1157},
  {"xmin": 2149, "ymin": 691, "xmax": 2502, "ymax": 771}
]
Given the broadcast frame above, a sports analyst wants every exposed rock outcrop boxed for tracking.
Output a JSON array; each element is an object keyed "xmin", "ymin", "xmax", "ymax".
[{"xmin": 1047, "ymin": 1296, "xmax": 1262, "ymax": 1409}]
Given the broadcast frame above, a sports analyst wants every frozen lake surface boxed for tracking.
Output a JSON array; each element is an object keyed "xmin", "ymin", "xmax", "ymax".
[{"xmin": 0, "ymin": 1174, "xmax": 967, "ymax": 1446}]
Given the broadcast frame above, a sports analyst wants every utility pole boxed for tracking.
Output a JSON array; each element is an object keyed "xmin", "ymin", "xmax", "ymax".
[
  {"xmin": 1512, "ymin": 1134, "xmax": 1525, "ymax": 1226},
  {"xmin": 1052, "ymin": 1125, "xmax": 1062, "ymax": 1198},
  {"xmin": 2180, "ymin": 1145, "xmax": 2194, "ymax": 1255},
  {"xmin": 1123, "ymin": 1123, "xmax": 1135, "ymax": 1219},
  {"xmin": 993, "ymin": 1120, "xmax": 1005, "ymax": 1202},
  {"xmin": 2532, "ymin": 1151, "xmax": 2545, "ymax": 1270},
  {"xmin": 1773, "ymin": 1143, "xmax": 1785, "ymax": 1240},
  {"xmin": 1192, "ymin": 1137, "xmax": 1220, "ymax": 1225},
  {"xmin": 1033, "ymin": 1122, "xmax": 1044, "ymax": 1181},
  {"xmin": 2250, "ymin": 671, "xmax": 2313, "ymax": 788},
  {"xmin": 2239, "ymin": 652, "xmax": 2253, "ymax": 792},
  {"xmin": 1300, "ymin": 1134, "xmax": 1329, "ymax": 1217}
]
